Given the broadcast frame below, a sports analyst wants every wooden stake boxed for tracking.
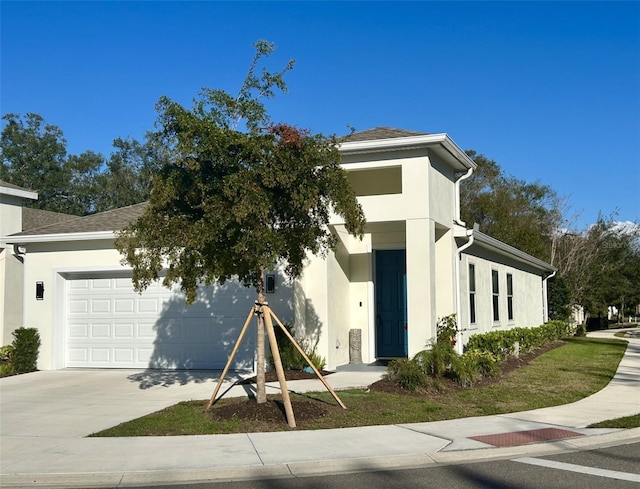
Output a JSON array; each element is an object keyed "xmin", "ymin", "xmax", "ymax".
[
  {"xmin": 270, "ymin": 309, "xmax": 347, "ymax": 410},
  {"xmin": 264, "ymin": 306, "xmax": 296, "ymax": 428},
  {"xmin": 205, "ymin": 307, "xmax": 255, "ymax": 411}
]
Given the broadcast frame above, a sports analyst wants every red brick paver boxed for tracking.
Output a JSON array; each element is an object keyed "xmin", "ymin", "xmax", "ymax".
[{"xmin": 469, "ymin": 428, "xmax": 583, "ymax": 447}]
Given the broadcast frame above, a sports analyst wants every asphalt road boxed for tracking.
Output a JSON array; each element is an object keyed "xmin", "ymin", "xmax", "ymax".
[{"xmin": 124, "ymin": 441, "xmax": 640, "ymax": 489}]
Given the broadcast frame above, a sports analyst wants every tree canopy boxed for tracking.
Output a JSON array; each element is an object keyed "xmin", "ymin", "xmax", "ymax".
[
  {"xmin": 460, "ymin": 151, "xmax": 563, "ymax": 262},
  {"xmin": 114, "ymin": 41, "xmax": 365, "ymax": 302},
  {"xmin": 0, "ymin": 113, "xmax": 159, "ymax": 216}
]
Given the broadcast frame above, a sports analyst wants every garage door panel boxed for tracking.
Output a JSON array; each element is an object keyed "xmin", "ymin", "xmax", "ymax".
[{"xmin": 66, "ymin": 276, "xmax": 258, "ymax": 369}]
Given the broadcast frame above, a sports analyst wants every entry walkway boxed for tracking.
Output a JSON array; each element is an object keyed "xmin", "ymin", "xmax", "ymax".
[{"xmin": 1, "ymin": 330, "xmax": 639, "ymax": 488}]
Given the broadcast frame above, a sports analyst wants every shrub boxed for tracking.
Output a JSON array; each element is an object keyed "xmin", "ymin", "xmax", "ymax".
[
  {"xmin": 386, "ymin": 358, "xmax": 429, "ymax": 391},
  {"xmin": 414, "ymin": 339, "xmax": 457, "ymax": 377},
  {"xmin": 268, "ymin": 323, "xmax": 326, "ymax": 371},
  {"xmin": 451, "ymin": 354, "xmax": 479, "ymax": 387},
  {"xmin": 466, "ymin": 321, "xmax": 572, "ymax": 360},
  {"xmin": 0, "ymin": 345, "xmax": 15, "ymax": 377},
  {"xmin": 463, "ymin": 349, "xmax": 499, "ymax": 377},
  {"xmin": 11, "ymin": 327, "xmax": 41, "ymax": 373},
  {"xmin": 0, "ymin": 344, "xmax": 14, "ymax": 363}
]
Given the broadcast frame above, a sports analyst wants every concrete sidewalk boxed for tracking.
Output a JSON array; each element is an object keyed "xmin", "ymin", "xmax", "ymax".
[{"xmin": 1, "ymin": 330, "xmax": 639, "ymax": 488}]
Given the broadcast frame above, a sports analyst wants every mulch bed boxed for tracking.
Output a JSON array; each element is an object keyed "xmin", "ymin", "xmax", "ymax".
[
  {"xmin": 209, "ymin": 342, "xmax": 564, "ymax": 426},
  {"xmin": 368, "ymin": 341, "xmax": 564, "ymax": 397}
]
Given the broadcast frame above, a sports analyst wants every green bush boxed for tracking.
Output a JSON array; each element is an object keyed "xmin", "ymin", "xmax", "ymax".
[
  {"xmin": 0, "ymin": 345, "xmax": 15, "ymax": 376},
  {"xmin": 466, "ymin": 321, "xmax": 573, "ymax": 360},
  {"xmin": 11, "ymin": 327, "xmax": 41, "ymax": 373},
  {"xmin": 268, "ymin": 323, "xmax": 326, "ymax": 371},
  {"xmin": 414, "ymin": 339, "xmax": 457, "ymax": 377},
  {"xmin": 451, "ymin": 353, "xmax": 479, "ymax": 388},
  {"xmin": 0, "ymin": 344, "xmax": 14, "ymax": 363},
  {"xmin": 386, "ymin": 358, "xmax": 429, "ymax": 391}
]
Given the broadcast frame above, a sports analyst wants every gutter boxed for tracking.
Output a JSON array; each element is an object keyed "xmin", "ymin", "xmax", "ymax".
[
  {"xmin": 0, "ymin": 231, "xmax": 116, "ymax": 246},
  {"xmin": 454, "ymin": 166, "xmax": 474, "ymax": 225},
  {"xmin": 454, "ymin": 229, "xmax": 475, "ymax": 354},
  {"xmin": 542, "ymin": 270, "xmax": 557, "ymax": 323}
]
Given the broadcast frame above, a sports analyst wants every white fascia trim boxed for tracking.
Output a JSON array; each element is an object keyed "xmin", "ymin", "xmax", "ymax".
[
  {"xmin": 0, "ymin": 186, "xmax": 38, "ymax": 200},
  {"xmin": 456, "ymin": 228, "xmax": 556, "ymax": 273},
  {"xmin": 338, "ymin": 133, "xmax": 476, "ymax": 170},
  {"xmin": 0, "ymin": 230, "xmax": 116, "ymax": 245}
]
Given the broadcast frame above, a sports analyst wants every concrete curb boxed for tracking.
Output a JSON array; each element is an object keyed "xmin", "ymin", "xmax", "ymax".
[{"xmin": 3, "ymin": 428, "xmax": 639, "ymax": 488}]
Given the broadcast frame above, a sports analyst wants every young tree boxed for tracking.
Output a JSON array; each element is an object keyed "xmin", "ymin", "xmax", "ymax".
[{"xmin": 114, "ymin": 41, "xmax": 366, "ymax": 404}]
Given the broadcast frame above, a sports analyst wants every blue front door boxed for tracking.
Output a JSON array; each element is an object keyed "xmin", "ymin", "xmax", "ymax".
[{"xmin": 375, "ymin": 249, "xmax": 408, "ymax": 358}]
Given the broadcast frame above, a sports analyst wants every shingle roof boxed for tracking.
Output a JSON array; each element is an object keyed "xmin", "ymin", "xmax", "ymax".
[
  {"xmin": 340, "ymin": 127, "xmax": 429, "ymax": 143},
  {"xmin": 14, "ymin": 202, "xmax": 147, "ymax": 236},
  {"xmin": 22, "ymin": 208, "xmax": 78, "ymax": 232},
  {"xmin": 0, "ymin": 179, "xmax": 35, "ymax": 193}
]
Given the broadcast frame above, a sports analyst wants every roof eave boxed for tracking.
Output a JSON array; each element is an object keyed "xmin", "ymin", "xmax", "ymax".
[
  {"xmin": 0, "ymin": 186, "xmax": 38, "ymax": 200},
  {"xmin": 457, "ymin": 229, "xmax": 556, "ymax": 273},
  {"xmin": 338, "ymin": 133, "xmax": 476, "ymax": 171},
  {"xmin": 1, "ymin": 231, "xmax": 116, "ymax": 246}
]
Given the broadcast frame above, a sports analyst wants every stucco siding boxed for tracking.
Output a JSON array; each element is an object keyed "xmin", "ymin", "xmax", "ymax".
[
  {"xmin": 21, "ymin": 240, "xmax": 295, "ymax": 370},
  {"xmin": 458, "ymin": 251, "xmax": 546, "ymax": 347},
  {"xmin": 428, "ymin": 153, "xmax": 456, "ymax": 226}
]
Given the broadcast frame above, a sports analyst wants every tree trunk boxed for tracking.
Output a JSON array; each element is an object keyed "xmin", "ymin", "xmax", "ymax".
[{"xmin": 255, "ymin": 289, "xmax": 267, "ymax": 404}]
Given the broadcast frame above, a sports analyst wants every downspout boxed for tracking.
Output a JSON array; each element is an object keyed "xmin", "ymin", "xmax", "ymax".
[
  {"xmin": 454, "ymin": 167, "xmax": 474, "ymax": 226},
  {"xmin": 542, "ymin": 270, "xmax": 556, "ymax": 323},
  {"xmin": 454, "ymin": 229, "xmax": 474, "ymax": 354}
]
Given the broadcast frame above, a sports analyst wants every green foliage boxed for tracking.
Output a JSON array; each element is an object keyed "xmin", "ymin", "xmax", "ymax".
[
  {"xmin": 11, "ymin": 327, "xmax": 41, "ymax": 373},
  {"xmin": 0, "ymin": 344, "xmax": 14, "ymax": 363},
  {"xmin": 0, "ymin": 345, "xmax": 15, "ymax": 376},
  {"xmin": 1, "ymin": 112, "xmax": 161, "ymax": 215},
  {"xmin": 268, "ymin": 323, "xmax": 326, "ymax": 372},
  {"xmin": 414, "ymin": 339, "xmax": 457, "ymax": 377},
  {"xmin": 465, "ymin": 321, "xmax": 574, "ymax": 360},
  {"xmin": 115, "ymin": 41, "xmax": 365, "ymax": 302},
  {"xmin": 548, "ymin": 276, "xmax": 571, "ymax": 321},
  {"xmin": 553, "ymin": 215, "xmax": 640, "ymax": 321},
  {"xmin": 460, "ymin": 151, "xmax": 562, "ymax": 262},
  {"xmin": 386, "ymin": 358, "xmax": 429, "ymax": 391},
  {"xmin": 436, "ymin": 314, "xmax": 458, "ymax": 345}
]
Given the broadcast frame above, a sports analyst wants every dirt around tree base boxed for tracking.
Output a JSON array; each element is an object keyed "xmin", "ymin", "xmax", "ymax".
[{"xmin": 209, "ymin": 398, "xmax": 332, "ymax": 427}]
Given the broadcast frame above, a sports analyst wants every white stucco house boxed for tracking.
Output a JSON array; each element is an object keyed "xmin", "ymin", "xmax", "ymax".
[{"xmin": 0, "ymin": 128, "xmax": 556, "ymax": 371}]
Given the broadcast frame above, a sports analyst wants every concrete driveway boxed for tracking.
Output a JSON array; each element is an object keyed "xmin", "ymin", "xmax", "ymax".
[{"xmin": 0, "ymin": 368, "xmax": 253, "ymax": 439}]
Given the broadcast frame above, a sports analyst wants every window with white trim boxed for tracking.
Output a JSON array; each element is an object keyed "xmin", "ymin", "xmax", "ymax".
[
  {"xmin": 507, "ymin": 273, "xmax": 514, "ymax": 321},
  {"xmin": 492, "ymin": 269, "xmax": 500, "ymax": 322},
  {"xmin": 469, "ymin": 263, "xmax": 477, "ymax": 325}
]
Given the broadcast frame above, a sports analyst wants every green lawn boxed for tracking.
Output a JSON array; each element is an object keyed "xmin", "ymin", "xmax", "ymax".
[{"xmin": 93, "ymin": 337, "xmax": 628, "ymax": 436}]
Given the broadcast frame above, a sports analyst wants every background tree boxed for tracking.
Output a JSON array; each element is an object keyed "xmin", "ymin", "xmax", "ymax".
[
  {"xmin": 93, "ymin": 136, "xmax": 165, "ymax": 212},
  {"xmin": 114, "ymin": 40, "xmax": 366, "ymax": 404},
  {"xmin": 461, "ymin": 151, "xmax": 563, "ymax": 262},
  {"xmin": 0, "ymin": 113, "xmax": 75, "ymax": 213},
  {"xmin": 553, "ymin": 216, "xmax": 640, "ymax": 327},
  {"xmin": 1, "ymin": 113, "xmax": 159, "ymax": 216}
]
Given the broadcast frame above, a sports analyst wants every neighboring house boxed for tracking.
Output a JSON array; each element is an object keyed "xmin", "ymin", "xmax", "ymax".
[
  {"xmin": 0, "ymin": 180, "xmax": 76, "ymax": 344},
  {"xmin": 0, "ymin": 128, "xmax": 556, "ymax": 371}
]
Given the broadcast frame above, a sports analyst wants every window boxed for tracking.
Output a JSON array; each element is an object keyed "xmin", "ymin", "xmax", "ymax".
[
  {"xmin": 469, "ymin": 264, "xmax": 476, "ymax": 324},
  {"xmin": 492, "ymin": 270, "xmax": 500, "ymax": 322},
  {"xmin": 507, "ymin": 273, "xmax": 514, "ymax": 321}
]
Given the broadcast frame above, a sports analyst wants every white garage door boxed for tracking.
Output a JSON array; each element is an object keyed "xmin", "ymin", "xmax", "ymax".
[{"xmin": 66, "ymin": 275, "xmax": 258, "ymax": 369}]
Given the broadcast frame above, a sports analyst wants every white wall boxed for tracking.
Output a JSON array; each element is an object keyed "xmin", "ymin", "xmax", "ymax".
[
  {"xmin": 0, "ymin": 194, "xmax": 27, "ymax": 344},
  {"xmin": 458, "ymin": 251, "xmax": 546, "ymax": 347},
  {"xmin": 21, "ymin": 239, "xmax": 294, "ymax": 370}
]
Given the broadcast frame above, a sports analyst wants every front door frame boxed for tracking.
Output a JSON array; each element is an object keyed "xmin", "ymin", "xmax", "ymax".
[{"xmin": 373, "ymin": 248, "xmax": 408, "ymax": 359}]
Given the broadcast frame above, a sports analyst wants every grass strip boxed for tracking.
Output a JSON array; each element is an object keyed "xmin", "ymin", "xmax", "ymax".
[
  {"xmin": 92, "ymin": 337, "xmax": 627, "ymax": 436},
  {"xmin": 588, "ymin": 413, "xmax": 640, "ymax": 429}
]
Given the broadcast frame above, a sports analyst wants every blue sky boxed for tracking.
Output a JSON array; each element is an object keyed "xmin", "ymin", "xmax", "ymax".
[{"xmin": 2, "ymin": 1, "xmax": 639, "ymax": 229}]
